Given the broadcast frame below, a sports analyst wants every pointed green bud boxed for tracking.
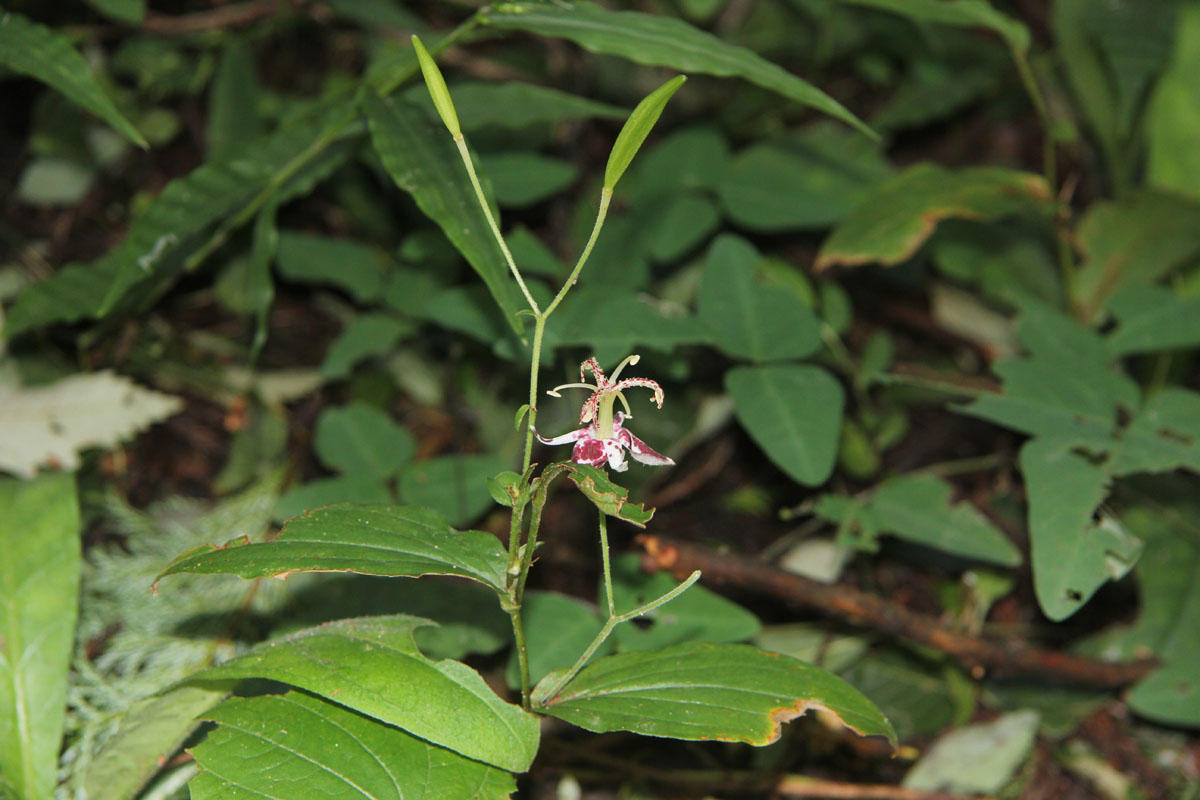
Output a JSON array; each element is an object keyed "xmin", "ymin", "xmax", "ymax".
[
  {"xmin": 604, "ymin": 75, "xmax": 686, "ymax": 191},
  {"xmin": 412, "ymin": 34, "xmax": 461, "ymax": 139}
]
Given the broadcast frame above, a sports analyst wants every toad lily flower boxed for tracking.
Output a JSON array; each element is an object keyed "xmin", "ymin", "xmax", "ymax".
[{"xmin": 536, "ymin": 355, "xmax": 674, "ymax": 472}]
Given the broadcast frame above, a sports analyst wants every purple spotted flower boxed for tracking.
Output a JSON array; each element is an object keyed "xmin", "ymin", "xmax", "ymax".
[{"xmin": 536, "ymin": 355, "xmax": 674, "ymax": 472}]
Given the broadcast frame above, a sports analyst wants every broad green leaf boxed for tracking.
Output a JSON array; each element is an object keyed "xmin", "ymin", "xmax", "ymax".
[
  {"xmin": 207, "ymin": 39, "xmax": 262, "ymax": 163},
  {"xmin": 626, "ymin": 126, "xmax": 730, "ymax": 199},
  {"xmin": 816, "ymin": 474, "xmax": 1021, "ymax": 566},
  {"xmin": 840, "ymin": 650, "xmax": 955, "ymax": 741},
  {"xmin": 83, "ymin": 686, "xmax": 226, "ymax": 800},
  {"xmin": 552, "ymin": 287, "xmax": 709, "ymax": 365},
  {"xmin": 610, "ymin": 554, "xmax": 760, "ymax": 652},
  {"xmin": 3, "ymin": 97, "xmax": 360, "ymax": 337},
  {"xmin": 1084, "ymin": 480, "xmax": 1200, "ymax": 727},
  {"xmin": 478, "ymin": 151, "xmax": 578, "ymax": 207},
  {"xmin": 842, "ymin": 0, "xmax": 1029, "ymax": 54},
  {"xmin": 754, "ymin": 624, "xmax": 869, "ymax": 674},
  {"xmin": 506, "ymin": 591, "xmax": 608, "ymax": 689},
  {"xmin": 604, "ymin": 75, "xmax": 686, "ymax": 191},
  {"xmin": 398, "ymin": 454, "xmax": 509, "ymax": 528},
  {"xmin": 321, "ymin": 313, "xmax": 411, "ymax": 380},
  {"xmin": 314, "ymin": 403, "xmax": 416, "ymax": 480},
  {"xmin": 478, "ymin": 0, "xmax": 875, "ymax": 139},
  {"xmin": 1019, "ymin": 440, "xmax": 1141, "ymax": 621},
  {"xmin": 156, "ymin": 503, "xmax": 510, "ymax": 592},
  {"xmin": 699, "ymin": 235, "xmax": 821, "ymax": 362},
  {"xmin": 1146, "ymin": 4, "xmax": 1200, "ymax": 201},
  {"xmin": 930, "ymin": 220, "xmax": 1062, "ymax": 307},
  {"xmin": 535, "ymin": 642, "xmax": 894, "ymax": 745},
  {"xmin": 0, "ymin": 473, "xmax": 81, "ymax": 800},
  {"xmin": 190, "ymin": 616, "xmax": 539, "ymax": 772},
  {"xmin": 552, "ymin": 463, "xmax": 655, "ymax": 527},
  {"xmin": 364, "ymin": 93, "xmax": 524, "ymax": 334},
  {"xmin": 84, "ymin": 0, "xmax": 146, "ymax": 23},
  {"xmin": 815, "ymin": 164, "xmax": 1052, "ymax": 270},
  {"xmin": 0, "ymin": 12, "xmax": 146, "ymax": 147},
  {"xmin": 644, "ymin": 191, "xmax": 720, "ymax": 263},
  {"xmin": 273, "ymin": 474, "xmax": 392, "ymax": 522},
  {"xmin": 190, "ymin": 691, "xmax": 516, "ymax": 799},
  {"xmin": 411, "ymin": 35, "xmax": 461, "ymax": 138},
  {"xmin": 903, "ymin": 710, "xmax": 1040, "ymax": 794},
  {"xmin": 726, "ymin": 364, "xmax": 844, "ymax": 487},
  {"xmin": 275, "ymin": 231, "xmax": 388, "ymax": 302},
  {"xmin": 1073, "ymin": 192, "xmax": 1200, "ymax": 320},
  {"xmin": 1105, "ymin": 284, "xmax": 1200, "ymax": 356},
  {"xmin": 871, "ymin": 59, "xmax": 1001, "ymax": 133},
  {"xmin": 717, "ymin": 125, "xmax": 891, "ymax": 231},
  {"xmin": 1110, "ymin": 388, "xmax": 1200, "ymax": 477},
  {"xmin": 0, "ymin": 370, "xmax": 182, "ymax": 479},
  {"xmin": 403, "ymin": 80, "xmax": 625, "ymax": 130}
]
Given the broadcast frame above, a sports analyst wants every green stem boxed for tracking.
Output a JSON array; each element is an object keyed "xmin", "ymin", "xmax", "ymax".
[
  {"xmin": 453, "ymin": 135, "xmax": 541, "ymax": 314},
  {"xmin": 545, "ymin": 188, "xmax": 611, "ymax": 318},
  {"xmin": 505, "ymin": 605, "xmax": 533, "ymax": 709},
  {"xmin": 536, "ymin": 569, "xmax": 701, "ymax": 705},
  {"xmin": 598, "ymin": 512, "xmax": 615, "ymax": 616}
]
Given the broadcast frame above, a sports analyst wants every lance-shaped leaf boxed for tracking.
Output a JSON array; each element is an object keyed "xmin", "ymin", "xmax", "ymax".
[
  {"xmin": 189, "ymin": 691, "xmax": 516, "ymax": 799},
  {"xmin": 411, "ymin": 35, "xmax": 461, "ymax": 139},
  {"xmin": 365, "ymin": 93, "xmax": 523, "ymax": 334},
  {"xmin": 155, "ymin": 504, "xmax": 510, "ymax": 592},
  {"xmin": 189, "ymin": 616, "xmax": 539, "ymax": 772},
  {"xmin": 534, "ymin": 642, "xmax": 894, "ymax": 746},
  {"xmin": 816, "ymin": 164, "xmax": 1052, "ymax": 270},
  {"xmin": 0, "ymin": 11, "xmax": 146, "ymax": 147},
  {"xmin": 842, "ymin": 0, "xmax": 1030, "ymax": 55},
  {"xmin": 0, "ymin": 473, "xmax": 81, "ymax": 800},
  {"xmin": 605, "ymin": 75, "xmax": 685, "ymax": 191},
  {"xmin": 478, "ymin": 0, "xmax": 874, "ymax": 139}
]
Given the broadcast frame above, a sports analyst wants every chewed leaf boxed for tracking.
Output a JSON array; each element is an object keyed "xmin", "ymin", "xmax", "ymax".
[
  {"xmin": 534, "ymin": 642, "xmax": 895, "ymax": 746},
  {"xmin": 557, "ymin": 463, "xmax": 655, "ymax": 527}
]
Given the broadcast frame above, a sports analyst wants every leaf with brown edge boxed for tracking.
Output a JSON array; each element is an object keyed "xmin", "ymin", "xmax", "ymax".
[
  {"xmin": 558, "ymin": 463, "xmax": 655, "ymax": 527},
  {"xmin": 154, "ymin": 504, "xmax": 510, "ymax": 592},
  {"xmin": 532, "ymin": 642, "xmax": 895, "ymax": 746},
  {"xmin": 815, "ymin": 164, "xmax": 1052, "ymax": 271}
]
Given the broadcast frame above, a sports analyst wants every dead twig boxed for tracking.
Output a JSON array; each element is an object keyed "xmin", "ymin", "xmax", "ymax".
[
  {"xmin": 777, "ymin": 777, "xmax": 995, "ymax": 800},
  {"xmin": 141, "ymin": 0, "xmax": 288, "ymax": 35},
  {"xmin": 638, "ymin": 536, "xmax": 1156, "ymax": 688}
]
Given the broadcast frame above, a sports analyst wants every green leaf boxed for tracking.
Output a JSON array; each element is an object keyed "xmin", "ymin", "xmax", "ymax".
[
  {"xmin": 207, "ymin": 39, "xmax": 262, "ymax": 163},
  {"xmin": 840, "ymin": 649, "xmax": 955, "ymax": 741},
  {"xmin": 83, "ymin": 686, "xmax": 226, "ymax": 800},
  {"xmin": 815, "ymin": 164, "xmax": 1052, "ymax": 270},
  {"xmin": 716, "ymin": 125, "xmax": 891, "ymax": 231},
  {"xmin": 275, "ymin": 231, "xmax": 388, "ymax": 302},
  {"xmin": 535, "ymin": 642, "xmax": 894, "ymax": 746},
  {"xmin": 403, "ymin": 80, "xmax": 625, "ymax": 130},
  {"xmin": 365, "ymin": 93, "xmax": 524, "ymax": 334},
  {"xmin": 0, "ymin": 11, "xmax": 146, "ymax": 147},
  {"xmin": 903, "ymin": 710, "xmax": 1040, "ymax": 794},
  {"xmin": 610, "ymin": 554, "xmax": 760, "ymax": 652},
  {"xmin": 478, "ymin": 0, "xmax": 875, "ymax": 139},
  {"xmin": 156, "ymin": 504, "xmax": 510, "ymax": 592},
  {"xmin": 190, "ymin": 690, "xmax": 517, "ymax": 799},
  {"xmin": 411, "ymin": 35, "xmax": 462, "ymax": 139},
  {"xmin": 0, "ymin": 473, "xmax": 81, "ymax": 800},
  {"xmin": 726, "ymin": 364, "xmax": 844, "ymax": 487},
  {"xmin": 605, "ymin": 75, "xmax": 686, "ymax": 191},
  {"xmin": 1073, "ymin": 192, "xmax": 1200, "ymax": 320},
  {"xmin": 505, "ymin": 591, "xmax": 608, "ymax": 689},
  {"xmin": 1146, "ymin": 4, "xmax": 1200, "ymax": 202},
  {"xmin": 640, "ymin": 191, "xmax": 721, "ymax": 263},
  {"xmin": 246, "ymin": 203, "xmax": 278, "ymax": 362},
  {"xmin": 699, "ymin": 235, "xmax": 821, "ymax": 362},
  {"xmin": 321, "ymin": 313, "xmax": 411, "ymax": 380},
  {"xmin": 314, "ymin": 403, "xmax": 416, "ymax": 480},
  {"xmin": 1019, "ymin": 440, "xmax": 1142, "ymax": 621},
  {"xmin": 190, "ymin": 616, "xmax": 539, "ymax": 772},
  {"xmin": 553, "ymin": 463, "xmax": 655, "ymax": 527},
  {"xmin": 552, "ymin": 287, "xmax": 709, "ymax": 365},
  {"xmin": 3, "ymin": 97, "xmax": 360, "ymax": 336},
  {"xmin": 84, "ymin": 0, "xmax": 146, "ymax": 23},
  {"xmin": 842, "ymin": 0, "xmax": 1029, "ymax": 54},
  {"xmin": 478, "ymin": 151, "xmax": 578, "ymax": 207},
  {"xmin": 816, "ymin": 474, "xmax": 1021, "ymax": 566},
  {"xmin": 1105, "ymin": 284, "xmax": 1200, "ymax": 356},
  {"xmin": 273, "ymin": 475, "xmax": 392, "ymax": 522},
  {"xmin": 1110, "ymin": 388, "xmax": 1200, "ymax": 477},
  {"xmin": 398, "ymin": 454, "xmax": 510, "ymax": 528}
]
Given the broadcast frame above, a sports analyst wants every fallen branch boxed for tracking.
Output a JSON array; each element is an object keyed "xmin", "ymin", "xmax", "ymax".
[
  {"xmin": 638, "ymin": 536, "xmax": 1155, "ymax": 688},
  {"xmin": 142, "ymin": 0, "xmax": 286, "ymax": 34},
  {"xmin": 778, "ymin": 777, "xmax": 994, "ymax": 800}
]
